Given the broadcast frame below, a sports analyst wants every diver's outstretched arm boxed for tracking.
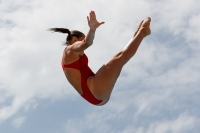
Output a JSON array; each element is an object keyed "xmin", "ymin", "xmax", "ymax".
[
  {"xmin": 71, "ymin": 11, "xmax": 104, "ymax": 52},
  {"xmin": 85, "ymin": 11, "xmax": 105, "ymax": 46}
]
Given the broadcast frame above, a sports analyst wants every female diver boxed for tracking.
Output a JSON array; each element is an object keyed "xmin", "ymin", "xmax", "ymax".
[{"xmin": 49, "ymin": 11, "xmax": 151, "ymax": 106}]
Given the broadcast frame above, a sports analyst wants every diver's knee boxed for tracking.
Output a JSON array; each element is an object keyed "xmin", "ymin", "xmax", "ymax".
[
  {"xmin": 115, "ymin": 51, "xmax": 130, "ymax": 64},
  {"xmin": 114, "ymin": 51, "xmax": 123, "ymax": 58}
]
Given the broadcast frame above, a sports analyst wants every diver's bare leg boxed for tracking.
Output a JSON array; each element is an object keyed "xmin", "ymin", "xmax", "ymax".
[{"xmin": 88, "ymin": 18, "xmax": 151, "ymax": 100}]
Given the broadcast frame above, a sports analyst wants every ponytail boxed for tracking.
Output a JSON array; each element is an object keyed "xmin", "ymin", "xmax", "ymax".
[
  {"xmin": 48, "ymin": 28, "xmax": 85, "ymax": 44},
  {"xmin": 48, "ymin": 28, "xmax": 71, "ymax": 35}
]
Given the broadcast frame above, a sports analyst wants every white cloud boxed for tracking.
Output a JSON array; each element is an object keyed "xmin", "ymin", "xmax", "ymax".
[
  {"xmin": 147, "ymin": 113, "xmax": 197, "ymax": 133},
  {"xmin": 12, "ymin": 116, "xmax": 26, "ymax": 128},
  {"xmin": 0, "ymin": 96, "xmax": 26, "ymax": 123},
  {"xmin": 121, "ymin": 113, "xmax": 198, "ymax": 133}
]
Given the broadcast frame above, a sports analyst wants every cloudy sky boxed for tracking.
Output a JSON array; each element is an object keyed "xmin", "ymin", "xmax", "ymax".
[{"xmin": 1, "ymin": 0, "xmax": 200, "ymax": 132}]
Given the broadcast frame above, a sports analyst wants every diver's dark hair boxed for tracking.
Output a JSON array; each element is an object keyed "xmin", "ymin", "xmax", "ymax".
[{"xmin": 48, "ymin": 28, "xmax": 84, "ymax": 44}]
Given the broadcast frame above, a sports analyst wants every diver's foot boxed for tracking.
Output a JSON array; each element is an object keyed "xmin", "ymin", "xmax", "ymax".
[
  {"xmin": 134, "ymin": 20, "xmax": 144, "ymax": 37},
  {"xmin": 134, "ymin": 17, "xmax": 151, "ymax": 37}
]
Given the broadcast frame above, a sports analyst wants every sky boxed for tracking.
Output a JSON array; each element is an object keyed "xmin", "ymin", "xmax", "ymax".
[{"xmin": 0, "ymin": 0, "xmax": 200, "ymax": 132}]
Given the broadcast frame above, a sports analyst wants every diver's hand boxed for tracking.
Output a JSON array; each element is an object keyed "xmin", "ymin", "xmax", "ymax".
[{"xmin": 87, "ymin": 11, "xmax": 105, "ymax": 30}]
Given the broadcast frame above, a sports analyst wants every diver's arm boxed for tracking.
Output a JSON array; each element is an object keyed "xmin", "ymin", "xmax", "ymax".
[
  {"xmin": 71, "ymin": 11, "xmax": 104, "ymax": 52},
  {"xmin": 84, "ymin": 28, "xmax": 96, "ymax": 46}
]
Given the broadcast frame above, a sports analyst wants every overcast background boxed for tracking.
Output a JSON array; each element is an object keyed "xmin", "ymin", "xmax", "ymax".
[{"xmin": 0, "ymin": 0, "xmax": 200, "ymax": 133}]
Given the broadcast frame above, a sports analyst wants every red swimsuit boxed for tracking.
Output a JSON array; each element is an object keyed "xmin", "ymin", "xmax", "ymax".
[{"xmin": 62, "ymin": 54, "xmax": 103, "ymax": 105}]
